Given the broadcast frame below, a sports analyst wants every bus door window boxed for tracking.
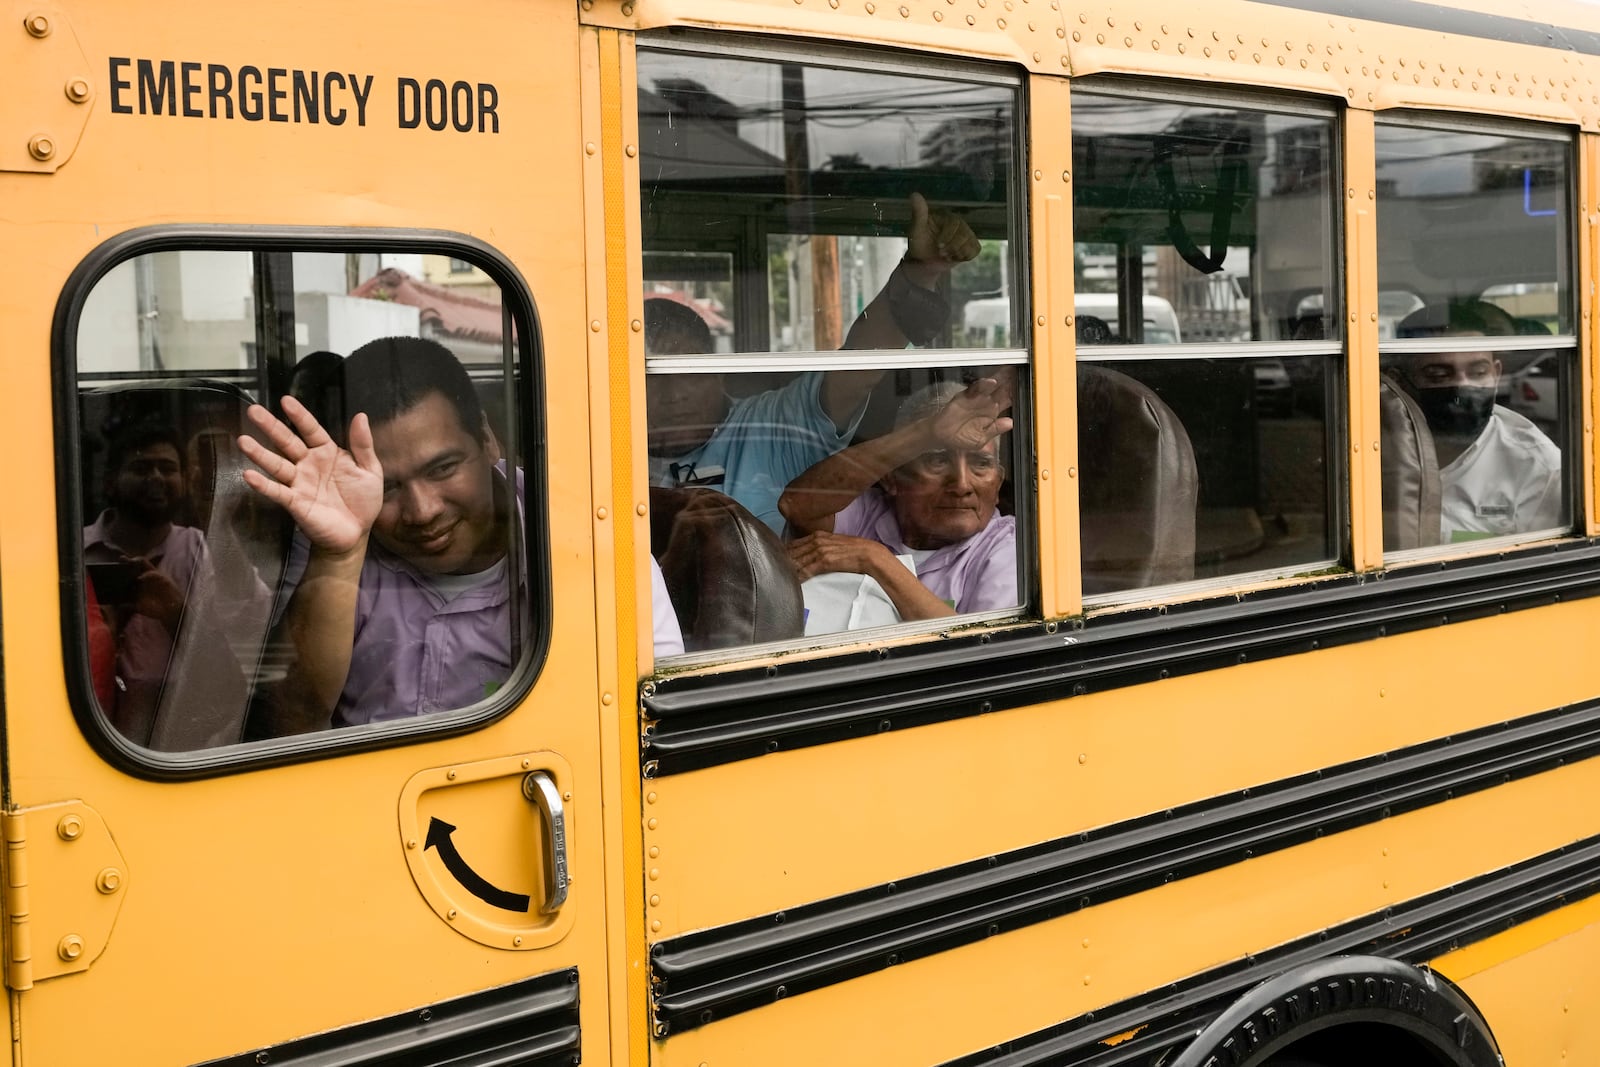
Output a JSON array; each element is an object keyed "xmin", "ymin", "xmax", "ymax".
[
  {"xmin": 637, "ymin": 42, "xmax": 1028, "ymax": 660},
  {"xmin": 1071, "ymin": 86, "xmax": 1341, "ymax": 598},
  {"xmin": 69, "ymin": 244, "xmax": 540, "ymax": 759},
  {"xmin": 1375, "ymin": 122, "xmax": 1575, "ymax": 554}
]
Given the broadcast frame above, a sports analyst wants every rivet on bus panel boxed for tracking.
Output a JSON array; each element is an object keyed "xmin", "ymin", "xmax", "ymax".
[
  {"xmin": 57, "ymin": 814, "xmax": 83, "ymax": 840},
  {"xmin": 648, "ymin": 819, "xmax": 659, "ymax": 830},
  {"xmin": 66, "ymin": 78, "xmax": 91, "ymax": 104},
  {"xmin": 625, "ymin": 144, "xmax": 638, "ymax": 157},
  {"xmin": 57, "ymin": 935, "xmax": 83, "ymax": 962},
  {"xmin": 96, "ymin": 867, "xmax": 122, "ymax": 894},
  {"xmin": 932, "ymin": 9, "xmax": 940, "ymax": 17},
  {"xmin": 602, "ymin": 693, "xmax": 614, "ymax": 706},
  {"xmin": 448, "ymin": 909, "xmax": 458, "ymax": 919},
  {"xmin": 590, "ymin": 320, "xmax": 601, "ymax": 332},
  {"xmin": 597, "ymin": 506, "xmax": 608, "ymax": 520},
  {"xmin": 621, "ymin": 2, "xmax": 635, "ymax": 14},
  {"xmin": 23, "ymin": 12, "xmax": 50, "ymax": 36},
  {"xmin": 1078, "ymin": 753, "xmax": 1087, "ymax": 764},
  {"xmin": 1067, "ymin": 466, "xmax": 1077, "ymax": 477},
  {"xmin": 585, "ymin": 142, "xmax": 596, "ymax": 156},
  {"xmin": 28, "ymin": 134, "xmax": 55, "ymax": 162}
]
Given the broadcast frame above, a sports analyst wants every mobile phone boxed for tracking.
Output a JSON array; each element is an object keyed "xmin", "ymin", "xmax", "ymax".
[{"xmin": 86, "ymin": 561, "xmax": 143, "ymax": 604}]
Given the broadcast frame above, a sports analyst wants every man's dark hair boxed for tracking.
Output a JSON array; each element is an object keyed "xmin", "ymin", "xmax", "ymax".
[
  {"xmin": 644, "ymin": 298, "xmax": 714, "ymax": 355},
  {"xmin": 344, "ymin": 336, "xmax": 486, "ymax": 440},
  {"xmin": 105, "ymin": 421, "xmax": 185, "ymax": 472}
]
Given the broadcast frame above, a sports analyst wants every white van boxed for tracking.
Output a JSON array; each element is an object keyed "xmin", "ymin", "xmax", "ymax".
[
  {"xmin": 961, "ymin": 292, "xmax": 1183, "ymax": 345},
  {"xmin": 1071, "ymin": 291, "xmax": 1181, "ymax": 343}
]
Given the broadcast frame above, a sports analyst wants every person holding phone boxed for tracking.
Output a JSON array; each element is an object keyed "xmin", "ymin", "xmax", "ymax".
[{"xmin": 83, "ymin": 421, "xmax": 267, "ymax": 745}]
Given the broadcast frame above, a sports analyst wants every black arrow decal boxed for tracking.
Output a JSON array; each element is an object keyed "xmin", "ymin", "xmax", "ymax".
[{"xmin": 424, "ymin": 817, "xmax": 532, "ymax": 913}]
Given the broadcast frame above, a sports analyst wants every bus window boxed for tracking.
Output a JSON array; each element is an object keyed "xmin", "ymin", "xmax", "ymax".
[
  {"xmin": 1375, "ymin": 122, "xmax": 1574, "ymax": 552},
  {"xmin": 1071, "ymin": 86, "xmax": 1340, "ymax": 596},
  {"xmin": 638, "ymin": 42, "xmax": 1026, "ymax": 658},
  {"xmin": 69, "ymin": 243, "xmax": 540, "ymax": 756}
]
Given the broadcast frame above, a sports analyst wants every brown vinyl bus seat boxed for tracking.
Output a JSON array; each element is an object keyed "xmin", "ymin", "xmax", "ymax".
[
  {"xmin": 1077, "ymin": 364, "xmax": 1200, "ymax": 595},
  {"xmin": 1379, "ymin": 372, "xmax": 1442, "ymax": 550},
  {"xmin": 650, "ymin": 486, "xmax": 804, "ymax": 652}
]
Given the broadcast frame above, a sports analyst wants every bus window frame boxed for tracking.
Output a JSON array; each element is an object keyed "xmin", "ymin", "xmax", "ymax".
[
  {"xmin": 1373, "ymin": 113, "xmax": 1580, "ymax": 562},
  {"xmin": 1068, "ymin": 78, "xmax": 1349, "ymax": 605},
  {"xmin": 52, "ymin": 226, "xmax": 552, "ymax": 781},
  {"xmin": 636, "ymin": 35, "xmax": 1038, "ymax": 667}
]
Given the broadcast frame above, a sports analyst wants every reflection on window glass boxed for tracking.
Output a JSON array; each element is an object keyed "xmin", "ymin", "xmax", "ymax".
[
  {"xmin": 1072, "ymin": 87, "xmax": 1339, "ymax": 595},
  {"xmin": 639, "ymin": 48, "xmax": 1018, "ymax": 353},
  {"xmin": 639, "ymin": 44, "xmax": 1026, "ymax": 657},
  {"xmin": 1072, "ymin": 91, "xmax": 1337, "ymax": 345},
  {"xmin": 1377, "ymin": 123, "xmax": 1573, "ymax": 551},
  {"xmin": 74, "ymin": 248, "xmax": 532, "ymax": 753}
]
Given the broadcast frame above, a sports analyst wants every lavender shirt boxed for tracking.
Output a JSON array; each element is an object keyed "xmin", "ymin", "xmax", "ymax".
[
  {"xmin": 833, "ymin": 489, "xmax": 1018, "ymax": 613},
  {"xmin": 335, "ymin": 549, "xmax": 521, "ymax": 727}
]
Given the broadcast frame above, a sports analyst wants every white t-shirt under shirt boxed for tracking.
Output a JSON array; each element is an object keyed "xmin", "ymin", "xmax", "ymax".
[{"xmin": 1439, "ymin": 405, "xmax": 1563, "ymax": 542}]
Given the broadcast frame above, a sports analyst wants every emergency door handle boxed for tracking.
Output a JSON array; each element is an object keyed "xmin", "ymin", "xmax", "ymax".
[{"xmin": 522, "ymin": 772, "xmax": 570, "ymax": 914}]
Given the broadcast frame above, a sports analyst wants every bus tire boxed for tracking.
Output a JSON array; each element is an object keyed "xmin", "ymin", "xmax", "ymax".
[{"xmin": 1168, "ymin": 955, "xmax": 1501, "ymax": 1067}]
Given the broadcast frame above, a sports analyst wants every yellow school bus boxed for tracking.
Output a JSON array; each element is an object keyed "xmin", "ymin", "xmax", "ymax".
[{"xmin": 5, "ymin": 0, "xmax": 1600, "ymax": 1064}]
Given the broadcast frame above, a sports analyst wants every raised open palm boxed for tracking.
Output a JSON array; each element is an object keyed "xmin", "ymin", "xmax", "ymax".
[
  {"xmin": 238, "ymin": 396, "xmax": 384, "ymax": 556},
  {"xmin": 931, "ymin": 378, "xmax": 1014, "ymax": 450}
]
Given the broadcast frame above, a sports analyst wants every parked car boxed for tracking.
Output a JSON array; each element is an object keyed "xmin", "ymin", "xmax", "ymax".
[
  {"xmin": 1253, "ymin": 358, "xmax": 1293, "ymax": 416},
  {"xmin": 1504, "ymin": 352, "xmax": 1561, "ymax": 435}
]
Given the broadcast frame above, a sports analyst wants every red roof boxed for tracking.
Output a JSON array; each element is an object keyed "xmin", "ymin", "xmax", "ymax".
[
  {"xmin": 350, "ymin": 268, "xmax": 506, "ymax": 344},
  {"xmin": 645, "ymin": 289, "xmax": 733, "ymax": 333}
]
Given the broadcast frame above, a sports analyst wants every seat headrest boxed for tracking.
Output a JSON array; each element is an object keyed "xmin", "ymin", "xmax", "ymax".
[
  {"xmin": 1378, "ymin": 373, "xmax": 1442, "ymax": 550},
  {"xmin": 650, "ymin": 486, "xmax": 804, "ymax": 652},
  {"xmin": 1076, "ymin": 365, "xmax": 1199, "ymax": 595}
]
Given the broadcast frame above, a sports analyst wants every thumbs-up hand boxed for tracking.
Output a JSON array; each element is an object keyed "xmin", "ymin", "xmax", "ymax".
[{"xmin": 903, "ymin": 191, "xmax": 981, "ymax": 287}]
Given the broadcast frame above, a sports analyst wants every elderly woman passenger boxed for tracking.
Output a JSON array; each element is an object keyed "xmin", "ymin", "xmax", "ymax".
[{"xmin": 777, "ymin": 379, "xmax": 1016, "ymax": 623}]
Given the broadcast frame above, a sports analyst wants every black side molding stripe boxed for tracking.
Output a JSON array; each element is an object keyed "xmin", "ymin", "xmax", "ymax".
[
  {"xmin": 1258, "ymin": 0, "xmax": 1600, "ymax": 58},
  {"xmin": 197, "ymin": 967, "xmax": 580, "ymax": 1067},
  {"xmin": 942, "ymin": 834, "xmax": 1600, "ymax": 1066},
  {"xmin": 644, "ymin": 540, "xmax": 1600, "ymax": 776},
  {"xmin": 650, "ymin": 700, "xmax": 1600, "ymax": 1033}
]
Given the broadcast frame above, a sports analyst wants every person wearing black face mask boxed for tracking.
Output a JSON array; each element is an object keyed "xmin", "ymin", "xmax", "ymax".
[{"xmin": 1394, "ymin": 301, "xmax": 1562, "ymax": 542}]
